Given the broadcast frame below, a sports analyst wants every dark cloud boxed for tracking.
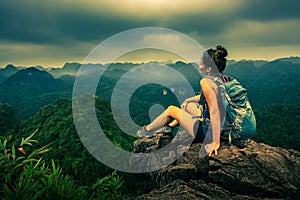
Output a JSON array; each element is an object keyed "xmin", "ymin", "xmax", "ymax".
[
  {"xmin": 162, "ymin": 13, "xmax": 233, "ymax": 36},
  {"xmin": 0, "ymin": 1, "xmax": 151, "ymax": 44},
  {"xmin": 0, "ymin": 0, "xmax": 299, "ymax": 67},
  {"xmin": 237, "ymin": 0, "xmax": 300, "ymax": 21},
  {"xmin": 2, "ymin": 0, "xmax": 299, "ymax": 46},
  {"xmin": 54, "ymin": 12, "xmax": 150, "ymax": 43},
  {"xmin": 170, "ymin": 0, "xmax": 300, "ymax": 37},
  {"xmin": 0, "ymin": 1, "xmax": 60, "ymax": 43}
]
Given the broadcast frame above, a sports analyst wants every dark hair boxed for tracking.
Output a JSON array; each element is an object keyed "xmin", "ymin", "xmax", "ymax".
[{"xmin": 203, "ymin": 45, "xmax": 228, "ymax": 73}]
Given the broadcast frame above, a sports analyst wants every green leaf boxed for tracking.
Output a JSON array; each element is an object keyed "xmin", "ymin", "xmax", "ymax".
[
  {"xmin": 34, "ymin": 157, "xmax": 43, "ymax": 169},
  {"xmin": 11, "ymin": 145, "xmax": 16, "ymax": 160},
  {"xmin": 20, "ymin": 129, "xmax": 39, "ymax": 146},
  {"xmin": 0, "ymin": 140, "xmax": 4, "ymax": 151}
]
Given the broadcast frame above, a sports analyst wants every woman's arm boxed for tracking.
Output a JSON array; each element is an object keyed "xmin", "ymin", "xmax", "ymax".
[
  {"xmin": 200, "ymin": 78, "xmax": 221, "ymax": 156},
  {"xmin": 184, "ymin": 95, "xmax": 200, "ymax": 103},
  {"xmin": 181, "ymin": 95, "xmax": 200, "ymax": 111}
]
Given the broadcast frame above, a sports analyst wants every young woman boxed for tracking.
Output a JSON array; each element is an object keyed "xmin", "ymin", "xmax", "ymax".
[{"xmin": 137, "ymin": 45, "xmax": 228, "ymax": 157}]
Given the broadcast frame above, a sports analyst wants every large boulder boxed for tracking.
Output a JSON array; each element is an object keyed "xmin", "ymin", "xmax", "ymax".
[{"xmin": 130, "ymin": 131, "xmax": 300, "ymax": 199}]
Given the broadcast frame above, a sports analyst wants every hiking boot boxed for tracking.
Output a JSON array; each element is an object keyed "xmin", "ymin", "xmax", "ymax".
[
  {"xmin": 136, "ymin": 125, "xmax": 155, "ymax": 138},
  {"xmin": 154, "ymin": 126, "xmax": 173, "ymax": 134},
  {"xmin": 232, "ymin": 139, "xmax": 249, "ymax": 148}
]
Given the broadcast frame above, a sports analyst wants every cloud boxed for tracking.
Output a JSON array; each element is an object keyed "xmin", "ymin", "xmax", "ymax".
[
  {"xmin": 0, "ymin": 1, "xmax": 60, "ymax": 44},
  {"xmin": 0, "ymin": 0, "xmax": 300, "ymax": 67},
  {"xmin": 237, "ymin": 0, "xmax": 300, "ymax": 21},
  {"xmin": 80, "ymin": 28, "xmax": 205, "ymax": 64},
  {"xmin": 0, "ymin": 41, "xmax": 93, "ymax": 68},
  {"xmin": 0, "ymin": 0, "xmax": 247, "ymax": 44},
  {"xmin": 222, "ymin": 19, "xmax": 300, "ymax": 46},
  {"xmin": 1, "ymin": 0, "xmax": 299, "ymax": 45}
]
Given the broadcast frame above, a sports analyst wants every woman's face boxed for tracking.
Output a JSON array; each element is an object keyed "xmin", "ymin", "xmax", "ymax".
[{"xmin": 199, "ymin": 58, "xmax": 210, "ymax": 76}]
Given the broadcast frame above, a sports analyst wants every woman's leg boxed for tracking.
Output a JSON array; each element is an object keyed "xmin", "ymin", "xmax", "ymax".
[
  {"xmin": 166, "ymin": 102, "xmax": 201, "ymax": 128},
  {"xmin": 146, "ymin": 105, "xmax": 199, "ymax": 137}
]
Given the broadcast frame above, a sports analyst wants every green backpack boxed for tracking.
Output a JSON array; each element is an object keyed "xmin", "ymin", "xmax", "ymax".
[{"xmin": 204, "ymin": 75, "xmax": 257, "ymax": 145}]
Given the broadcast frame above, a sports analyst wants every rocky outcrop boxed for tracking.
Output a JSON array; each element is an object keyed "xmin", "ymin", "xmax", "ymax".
[{"xmin": 130, "ymin": 131, "xmax": 300, "ymax": 200}]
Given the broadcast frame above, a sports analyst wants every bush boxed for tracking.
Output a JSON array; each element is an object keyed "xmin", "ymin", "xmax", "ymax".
[{"xmin": 0, "ymin": 131, "xmax": 126, "ymax": 200}]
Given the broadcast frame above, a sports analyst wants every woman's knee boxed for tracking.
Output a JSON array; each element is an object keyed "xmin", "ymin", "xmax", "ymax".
[
  {"xmin": 166, "ymin": 105, "xmax": 180, "ymax": 115},
  {"xmin": 185, "ymin": 103, "xmax": 201, "ymax": 115}
]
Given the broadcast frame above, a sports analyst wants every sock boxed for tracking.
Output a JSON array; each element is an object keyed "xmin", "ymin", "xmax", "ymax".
[{"xmin": 144, "ymin": 125, "xmax": 149, "ymax": 132}]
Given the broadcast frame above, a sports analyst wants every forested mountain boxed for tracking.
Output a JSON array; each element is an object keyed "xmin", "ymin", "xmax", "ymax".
[
  {"xmin": 276, "ymin": 56, "xmax": 300, "ymax": 64},
  {"xmin": 253, "ymin": 103, "xmax": 300, "ymax": 150},
  {"xmin": 49, "ymin": 62, "xmax": 81, "ymax": 78},
  {"xmin": 0, "ymin": 64, "xmax": 18, "ymax": 77},
  {"xmin": 226, "ymin": 60, "xmax": 300, "ymax": 108},
  {"xmin": 0, "ymin": 64, "xmax": 18, "ymax": 84},
  {"xmin": 0, "ymin": 58, "xmax": 299, "ymax": 198},
  {"xmin": 0, "ymin": 67, "xmax": 71, "ymax": 118},
  {"xmin": 0, "ymin": 57, "xmax": 299, "ymax": 152},
  {"xmin": 1, "ymin": 57, "xmax": 299, "ymax": 119},
  {"xmin": 0, "ymin": 103, "xmax": 20, "ymax": 134},
  {"xmin": 0, "ymin": 75, "xmax": 5, "ymax": 85},
  {"xmin": 15, "ymin": 97, "xmax": 142, "ymax": 190},
  {"xmin": 0, "ymin": 97, "xmax": 298, "ymax": 199}
]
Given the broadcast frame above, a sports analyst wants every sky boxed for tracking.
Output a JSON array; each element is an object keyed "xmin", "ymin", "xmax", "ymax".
[{"xmin": 0, "ymin": 0, "xmax": 300, "ymax": 68}]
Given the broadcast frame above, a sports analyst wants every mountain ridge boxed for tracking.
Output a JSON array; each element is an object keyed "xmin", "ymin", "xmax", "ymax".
[
  {"xmin": 1, "ymin": 56, "xmax": 299, "ymax": 70},
  {"xmin": 0, "ymin": 57, "xmax": 299, "ymax": 118},
  {"xmin": 0, "ymin": 67, "xmax": 71, "ymax": 118}
]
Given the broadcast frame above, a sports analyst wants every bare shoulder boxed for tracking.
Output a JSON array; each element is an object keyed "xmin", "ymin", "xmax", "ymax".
[
  {"xmin": 200, "ymin": 77, "xmax": 218, "ymax": 91},
  {"xmin": 200, "ymin": 77, "xmax": 216, "ymax": 86}
]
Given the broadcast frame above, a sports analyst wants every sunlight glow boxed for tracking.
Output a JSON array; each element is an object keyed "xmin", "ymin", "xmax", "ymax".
[
  {"xmin": 113, "ymin": 48, "xmax": 188, "ymax": 64},
  {"xmin": 82, "ymin": 0, "xmax": 242, "ymax": 19}
]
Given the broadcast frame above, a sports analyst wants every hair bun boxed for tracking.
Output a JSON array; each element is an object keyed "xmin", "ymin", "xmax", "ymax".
[{"xmin": 216, "ymin": 45, "xmax": 228, "ymax": 58}]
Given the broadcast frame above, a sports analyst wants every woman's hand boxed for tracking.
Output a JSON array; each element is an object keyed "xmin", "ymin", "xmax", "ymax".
[
  {"xmin": 181, "ymin": 99, "xmax": 188, "ymax": 110},
  {"xmin": 205, "ymin": 142, "xmax": 220, "ymax": 156}
]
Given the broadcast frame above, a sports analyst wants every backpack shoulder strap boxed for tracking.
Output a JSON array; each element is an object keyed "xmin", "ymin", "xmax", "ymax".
[
  {"xmin": 223, "ymin": 75, "xmax": 234, "ymax": 82},
  {"xmin": 205, "ymin": 75, "xmax": 224, "ymax": 86}
]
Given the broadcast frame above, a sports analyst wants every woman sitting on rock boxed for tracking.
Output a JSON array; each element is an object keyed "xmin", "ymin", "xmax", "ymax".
[{"xmin": 137, "ymin": 45, "xmax": 228, "ymax": 156}]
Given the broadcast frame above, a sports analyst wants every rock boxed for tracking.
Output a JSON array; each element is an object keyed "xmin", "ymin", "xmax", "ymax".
[
  {"xmin": 130, "ymin": 130, "xmax": 300, "ymax": 199},
  {"xmin": 133, "ymin": 133, "xmax": 173, "ymax": 153},
  {"xmin": 131, "ymin": 180, "xmax": 260, "ymax": 200}
]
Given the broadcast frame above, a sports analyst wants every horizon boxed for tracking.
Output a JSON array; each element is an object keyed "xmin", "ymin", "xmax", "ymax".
[{"xmin": 1, "ymin": 55, "xmax": 300, "ymax": 69}]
